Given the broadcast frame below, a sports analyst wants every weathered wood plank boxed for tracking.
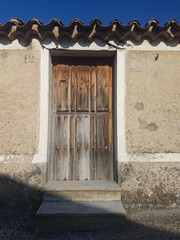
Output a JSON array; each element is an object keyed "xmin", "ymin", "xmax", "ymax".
[
  {"xmin": 108, "ymin": 66, "xmax": 113, "ymax": 179},
  {"xmin": 108, "ymin": 66, "xmax": 112, "ymax": 114},
  {"xmin": 75, "ymin": 115, "xmax": 90, "ymax": 180},
  {"xmin": 91, "ymin": 66, "xmax": 96, "ymax": 112},
  {"xmin": 109, "ymin": 113, "xmax": 113, "ymax": 179},
  {"xmin": 57, "ymin": 65, "xmax": 62, "ymax": 111},
  {"xmin": 96, "ymin": 66, "xmax": 109, "ymax": 112},
  {"xmin": 69, "ymin": 115, "xmax": 75, "ymax": 180},
  {"xmin": 48, "ymin": 114, "xmax": 56, "ymax": 180},
  {"xmin": 52, "ymin": 65, "xmax": 57, "ymax": 112},
  {"xmin": 71, "ymin": 66, "xmax": 76, "ymax": 112},
  {"xmin": 90, "ymin": 115, "xmax": 96, "ymax": 179},
  {"xmin": 76, "ymin": 66, "xmax": 90, "ymax": 112},
  {"xmin": 96, "ymin": 114, "xmax": 110, "ymax": 180},
  {"xmin": 49, "ymin": 66, "xmax": 57, "ymax": 180},
  {"xmin": 55, "ymin": 115, "xmax": 70, "ymax": 180},
  {"xmin": 57, "ymin": 65, "xmax": 70, "ymax": 112}
]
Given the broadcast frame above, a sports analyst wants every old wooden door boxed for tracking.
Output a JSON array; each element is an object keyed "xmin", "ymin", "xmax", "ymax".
[{"xmin": 48, "ymin": 59, "xmax": 113, "ymax": 181}]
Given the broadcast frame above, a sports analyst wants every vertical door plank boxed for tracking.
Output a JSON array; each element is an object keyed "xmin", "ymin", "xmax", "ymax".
[
  {"xmin": 96, "ymin": 114, "xmax": 110, "ymax": 180},
  {"xmin": 57, "ymin": 65, "xmax": 70, "ymax": 112},
  {"xmin": 108, "ymin": 66, "xmax": 112, "ymax": 114},
  {"xmin": 71, "ymin": 66, "xmax": 76, "ymax": 111},
  {"xmin": 56, "ymin": 115, "xmax": 70, "ymax": 180},
  {"xmin": 75, "ymin": 115, "xmax": 90, "ymax": 180},
  {"xmin": 90, "ymin": 115, "xmax": 96, "ymax": 179},
  {"xmin": 69, "ymin": 115, "xmax": 75, "ymax": 180},
  {"xmin": 48, "ymin": 114, "xmax": 56, "ymax": 180},
  {"xmin": 54, "ymin": 115, "xmax": 60, "ymax": 180},
  {"xmin": 57, "ymin": 65, "xmax": 62, "ymax": 111},
  {"xmin": 108, "ymin": 66, "xmax": 113, "ymax": 179},
  {"xmin": 49, "ymin": 65, "xmax": 57, "ymax": 180},
  {"xmin": 52, "ymin": 65, "xmax": 57, "ymax": 112},
  {"xmin": 91, "ymin": 66, "xmax": 96, "ymax": 112},
  {"xmin": 96, "ymin": 66, "xmax": 109, "ymax": 112},
  {"xmin": 108, "ymin": 113, "xmax": 113, "ymax": 179},
  {"xmin": 76, "ymin": 66, "xmax": 90, "ymax": 111}
]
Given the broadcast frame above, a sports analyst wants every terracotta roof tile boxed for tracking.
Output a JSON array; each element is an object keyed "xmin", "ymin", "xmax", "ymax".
[{"xmin": 0, "ymin": 18, "xmax": 180, "ymax": 42}]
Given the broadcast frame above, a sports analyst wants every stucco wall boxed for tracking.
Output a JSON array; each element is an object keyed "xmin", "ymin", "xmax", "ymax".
[
  {"xmin": 0, "ymin": 42, "xmax": 179, "ymax": 211},
  {"xmin": 0, "ymin": 49, "xmax": 40, "ymax": 154},
  {"xmin": 119, "ymin": 162, "xmax": 180, "ymax": 209},
  {"xmin": 0, "ymin": 156, "xmax": 46, "ymax": 212},
  {"xmin": 125, "ymin": 51, "xmax": 180, "ymax": 154},
  {"xmin": 0, "ymin": 47, "xmax": 45, "ymax": 213}
]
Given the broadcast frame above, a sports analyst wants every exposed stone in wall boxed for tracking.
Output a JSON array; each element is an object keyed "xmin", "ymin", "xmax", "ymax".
[
  {"xmin": 119, "ymin": 162, "xmax": 180, "ymax": 209},
  {"xmin": 126, "ymin": 51, "xmax": 180, "ymax": 153},
  {"xmin": 0, "ymin": 50, "xmax": 40, "ymax": 155},
  {"xmin": 0, "ymin": 156, "xmax": 46, "ymax": 213}
]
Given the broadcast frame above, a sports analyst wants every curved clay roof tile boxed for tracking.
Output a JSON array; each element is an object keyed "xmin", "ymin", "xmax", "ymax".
[
  {"xmin": 49, "ymin": 18, "xmax": 64, "ymax": 27},
  {"xmin": 128, "ymin": 19, "xmax": 141, "ymax": 26},
  {"xmin": 145, "ymin": 19, "xmax": 159, "ymax": 27},
  {"xmin": 164, "ymin": 19, "xmax": 179, "ymax": 26},
  {"xmin": 68, "ymin": 18, "xmax": 84, "ymax": 26},
  {"xmin": 9, "ymin": 18, "xmax": 24, "ymax": 26},
  {"xmin": 0, "ymin": 18, "xmax": 180, "ymax": 42},
  {"xmin": 89, "ymin": 18, "xmax": 102, "ymax": 26},
  {"xmin": 109, "ymin": 19, "xmax": 123, "ymax": 26},
  {"xmin": 30, "ymin": 18, "xmax": 44, "ymax": 25}
]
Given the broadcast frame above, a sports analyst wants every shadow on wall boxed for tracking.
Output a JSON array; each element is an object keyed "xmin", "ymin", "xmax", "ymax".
[
  {"xmin": 0, "ymin": 173, "xmax": 180, "ymax": 239},
  {"xmin": 0, "ymin": 173, "xmax": 43, "ymax": 214}
]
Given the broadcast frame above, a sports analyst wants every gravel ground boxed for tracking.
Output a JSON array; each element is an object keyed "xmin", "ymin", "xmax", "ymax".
[{"xmin": 0, "ymin": 208, "xmax": 180, "ymax": 240}]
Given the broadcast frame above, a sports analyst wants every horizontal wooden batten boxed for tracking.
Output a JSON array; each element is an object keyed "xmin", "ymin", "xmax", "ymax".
[{"xmin": 53, "ymin": 112, "xmax": 111, "ymax": 116}]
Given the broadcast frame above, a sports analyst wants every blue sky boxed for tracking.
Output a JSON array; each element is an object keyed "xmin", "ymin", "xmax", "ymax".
[{"xmin": 1, "ymin": 0, "xmax": 180, "ymax": 26}]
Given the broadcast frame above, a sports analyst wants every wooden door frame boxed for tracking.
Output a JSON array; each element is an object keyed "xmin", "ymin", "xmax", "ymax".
[{"xmin": 48, "ymin": 52, "xmax": 117, "ymax": 181}]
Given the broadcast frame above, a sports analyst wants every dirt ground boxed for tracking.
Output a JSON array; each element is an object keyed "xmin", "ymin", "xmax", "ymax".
[{"xmin": 0, "ymin": 208, "xmax": 180, "ymax": 240}]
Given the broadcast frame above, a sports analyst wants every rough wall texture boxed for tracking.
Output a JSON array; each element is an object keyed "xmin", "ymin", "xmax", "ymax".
[
  {"xmin": 0, "ymin": 156, "xmax": 46, "ymax": 213},
  {"xmin": 0, "ymin": 49, "xmax": 42, "ymax": 213},
  {"xmin": 126, "ymin": 51, "xmax": 180, "ymax": 153},
  {"xmin": 0, "ymin": 49, "xmax": 40, "ymax": 154},
  {"xmin": 119, "ymin": 162, "xmax": 180, "ymax": 209}
]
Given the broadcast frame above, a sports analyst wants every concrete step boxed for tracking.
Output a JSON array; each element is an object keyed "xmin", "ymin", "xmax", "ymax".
[
  {"xmin": 36, "ymin": 200, "xmax": 126, "ymax": 232},
  {"xmin": 43, "ymin": 180, "xmax": 121, "ymax": 201}
]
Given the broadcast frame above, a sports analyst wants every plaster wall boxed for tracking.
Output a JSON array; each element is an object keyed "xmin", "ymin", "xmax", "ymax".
[
  {"xmin": 0, "ymin": 38, "xmax": 180, "ymax": 210},
  {"xmin": 0, "ymin": 155, "xmax": 46, "ymax": 212},
  {"xmin": 0, "ymin": 41, "xmax": 45, "ymax": 213},
  {"xmin": 119, "ymin": 49, "xmax": 180, "ymax": 208},
  {"xmin": 0, "ymin": 49, "xmax": 40, "ymax": 155},
  {"xmin": 125, "ymin": 51, "xmax": 180, "ymax": 154},
  {"xmin": 119, "ymin": 162, "xmax": 180, "ymax": 209}
]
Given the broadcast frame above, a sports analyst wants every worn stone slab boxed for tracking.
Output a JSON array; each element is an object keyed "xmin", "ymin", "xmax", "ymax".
[
  {"xmin": 45, "ymin": 180, "xmax": 121, "ymax": 191},
  {"xmin": 44, "ymin": 190, "xmax": 121, "ymax": 201},
  {"xmin": 36, "ymin": 200, "xmax": 126, "ymax": 232},
  {"xmin": 37, "ymin": 200, "xmax": 125, "ymax": 215},
  {"xmin": 43, "ymin": 180, "xmax": 121, "ymax": 201}
]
